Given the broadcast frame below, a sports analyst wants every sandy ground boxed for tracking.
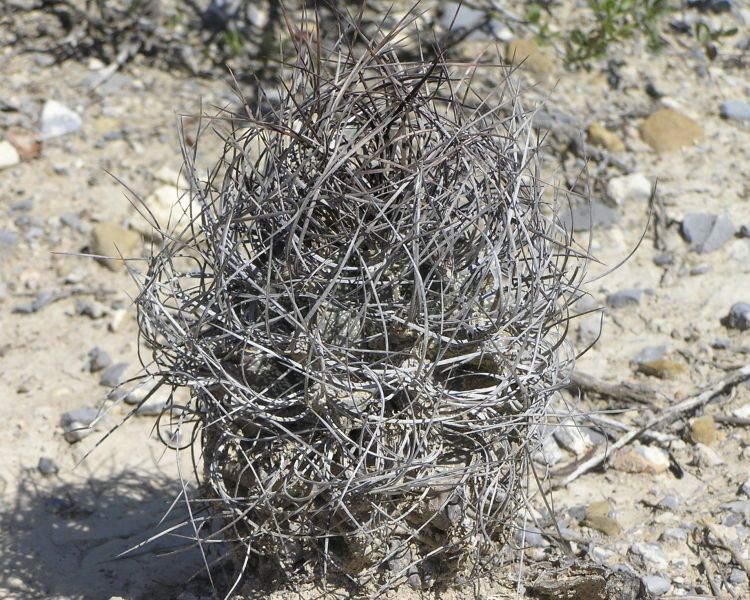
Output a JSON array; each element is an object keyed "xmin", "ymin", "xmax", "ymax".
[{"xmin": 1, "ymin": 1, "xmax": 750, "ymax": 599}]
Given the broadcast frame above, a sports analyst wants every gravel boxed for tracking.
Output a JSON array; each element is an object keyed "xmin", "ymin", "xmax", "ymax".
[
  {"xmin": 59, "ymin": 407, "xmax": 100, "ymax": 442},
  {"xmin": 75, "ymin": 298, "xmax": 109, "ymax": 319},
  {"xmin": 87, "ymin": 347, "xmax": 112, "ymax": 372},
  {"xmin": 560, "ymin": 201, "xmax": 619, "ymax": 231},
  {"xmin": 0, "ymin": 140, "xmax": 21, "ymax": 169},
  {"xmin": 660, "ymin": 527, "xmax": 688, "ymax": 542},
  {"xmin": 607, "ymin": 288, "xmax": 643, "ymax": 308},
  {"xmin": 722, "ymin": 302, "xmax": 750, "ymax": 330},
  {"xmin": 40, "ymin": 100, "xmax": 82, "ymax": 140},
  {"xmin": 656, "ymin": 494, "xmax": 680, "ymax": 512},
  {"xmin": 681, "ymin": 213, "xmax": 735, "ymax": 253},
  {"xmin": 633, "ymin": 345, "xmax": 667, "ymax": 363},
  {"xmin": 37, "ymin": 457, "xmax": 59, "ymax": 475},
  {"xmin": 720, "ymin": 100, "xmax": 750, "ymax": 121},
  {"xmin": 630, "ymin": 542, "xmax": 668, "ymax": 570},
  {"xmin": 642, "ymin": 575, "xmax": 670, "ymax": 596},
  {"xmin": 99, "ymin": 362, "xmax": 129, "ymax": 387},
  {"xmin": 607, "ymin": 173, "xmax": 652, "ymax": 205}
]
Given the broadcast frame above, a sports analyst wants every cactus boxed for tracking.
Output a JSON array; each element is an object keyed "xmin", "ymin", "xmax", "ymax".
[{"xmin": 135, "ymin": 13, "xmax": 581, "ymax": 597}]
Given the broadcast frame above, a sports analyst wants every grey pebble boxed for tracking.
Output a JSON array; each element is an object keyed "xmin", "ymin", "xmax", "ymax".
[
  {"xmin": 572, "ymin": 294, "xmax": 600, "ymax": 314},
  {"xmin": 0, "ymin": 230, "xmax": 19, "ymax": 248},
  {"xmin": 642, "ymin": 575, "xmax": 670, "ymax": 596},
  {"xmin": 568, "ymin": 505, "xmax": 587, "ymax": 522},
  {"xmin": 688, "ymin": 0, "xmax": 733, "ymax": 13},
  {"xmin": 514, "ymin": 526, "xmax": 548, "ymax": 548},
  {"xmin": 60, "ymin": 407, "xmax": 100, "ymax": 442},
  {"xmin": 440, "ymin": 1, "xmax": 486, "ymax": 30},
  {"xmin": 681, "ymin": 213, "xmax": 734, "ymax": 253},
  {"xmin": 729, "ymin": 568, "xmax": 748, "ymax": 585},
  {"xmin": 75, "ymin": 298, "xmax": 108, "ymax": 319},
  {"xmin": 633, "ymin": 345, "xmax": 667, "ymax": 364},
  {"xmin": 99, "ymin": 362, "xmax": 129, "ymax": 387},
  {"xmin": 37, "ymin": 457, "xmax": 59, "ymax": 476},
  {"xmin": 31, "ymin": 290, "xmax": 57, "ymax": 311},
  {"xmin": 657, "ymin": 494, "xmax": 680, "ymax": 512},
  {"xmin": 87, "ymin": 346, "xmax": 112, "ymax": 372},
  {"xmin": 407, "ymin": 574, "xmax": 422, "ymax": 590},
  {"xmin": 25, "ymin": 226, "xmax": 45, "ymax": 242},
  {"xmin": 720, "ymin": 100, "xmax": 750, "ymax": 121},
  {"xmin": 13, "ymin": 290, "xmax": 61, "ymax": 314},
  {"xmin": 576, "ymin": 315, "xmax": 601, "ymax": 346},
  {"xmin": 722, "ymin": 500, "xmax": 750, "ymax": 521},
  {"xmin": 10, "ymin": 199, "xmax": 33, "ymax": 212},
  {"xmin": 60, "ymin": 212, "xmax": 83, "ymax": 231},
  {"xmin": 135, "ymin": 401, "xmax": 168, "ymax": 417},
  {"xmin": 652, "ymin": 252, "xmax": 673, "ymax": 266},
  {"xmin": 689, "ymin": 264, "xmax": 710, "ymax": 276},
  {"xmin": 712, "ymin": 338, "xmax": 731, "ymax": 349},
  {"xmin": 723, "ymin": 302, "xmax": 750, "ymax": 331},
  {"xmin": 561, "ymin": 202, "xmax": 619, "ymax": 232},
  {"xmin": 33, "ymin": 53, "xmax": 55, "ymax": 67},
  {"xmin": 12, "ymin": 302, "xmax": 36, "ymax": 314},
  {"xmin": 661, "ymin": 527, "xmax": 688, "ymax": 542},
  {"xmin": 607, "ymin": 288, "xmax": 643, "ymax": 308},
  {"xmin": 723, "ymin": 512, "xmax": 743, "ymax": 527}
]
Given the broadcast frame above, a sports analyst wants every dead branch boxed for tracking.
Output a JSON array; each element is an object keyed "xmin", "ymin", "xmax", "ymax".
[{"xmin": 553, "ymin": 364, "xmax": 750, "ymax": 488}]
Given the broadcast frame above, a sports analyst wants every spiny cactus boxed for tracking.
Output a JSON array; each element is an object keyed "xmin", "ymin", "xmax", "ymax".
[{"xmin": 135, "ymin": 13, "xmax": 581, "ymax": 597}]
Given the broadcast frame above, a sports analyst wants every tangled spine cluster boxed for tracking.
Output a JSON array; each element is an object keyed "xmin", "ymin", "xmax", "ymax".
[{"xmin": 135, "ymin": 18, "xmax": 580, "ymax": 595}]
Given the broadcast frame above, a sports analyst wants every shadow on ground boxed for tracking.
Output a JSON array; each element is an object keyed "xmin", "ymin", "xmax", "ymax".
[{"xmin": 0, "ymin": 468, "xmax": 227, "ymax": 600}]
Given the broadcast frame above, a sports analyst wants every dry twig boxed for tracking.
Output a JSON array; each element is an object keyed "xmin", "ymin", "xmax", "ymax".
[
  {"xmin": 568, "ymin": 370, "xmax": 658, "ymax": 406},
  {"xmin": 553, "ymin": 365, "xmax": 750, "ymax": 488}
]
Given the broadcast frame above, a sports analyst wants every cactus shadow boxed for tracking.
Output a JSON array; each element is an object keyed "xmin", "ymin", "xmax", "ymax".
[{"xmin": 0, "ymin": 468, "xmax": 225, "ymax": 600}]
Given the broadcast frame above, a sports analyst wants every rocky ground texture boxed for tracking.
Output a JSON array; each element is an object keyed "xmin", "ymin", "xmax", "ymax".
[{"xmin": 1, "ymin": 0, "xmax": 750, "ymax": 599}]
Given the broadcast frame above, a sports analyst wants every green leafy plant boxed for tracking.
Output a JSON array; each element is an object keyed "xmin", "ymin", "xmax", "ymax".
[
  {"xmin": 223, "ymin": 28, "xmax": 246, "ymax": 58},
  {"xmin": 524, "ymin": 2, "xmax": 556, "ymax": 45},
  {"xmin": 566, "ymin": 0, "xmax": 671, "ymax": 66}
]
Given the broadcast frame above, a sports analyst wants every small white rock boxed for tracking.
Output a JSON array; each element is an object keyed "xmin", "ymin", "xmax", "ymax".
[
  {"xmin": 0, "ymin": 140, "xmax": 21, "ymax": 169},
  {"xmin": 640, "ymin": 445, "xmax": 671, "ymax": 471},
  {"xmin": 733, "ymin": 404, "xmax": 750, "ymax": 420},
  {"xmin": 607, "ymin": 173, "xmax": 652, "ymax": 205},
  {"xmin": 590, "ymin": 545, "xmax": 615, "ymax": 564},
  {"xmin": 41, "ymin": 100, "xmax": 82, "ymax": 140},
  {"xmin": 108, "ymin": 308, "xmax": 128, "ymax": 332},
  {"xmin": 642, "ymin": 575, "xmax": 670, "ymax": 596},
  {"xmin": 553, "ymin": 418, "xmax": 592, "ymax": 457},
  {"xmin": 532, "ymin": 433, "xmax": 563, "ymax": 466},
  {"xmin": 694, "ymin": 442, "xmax": 723, "ymax": 467},
  {"xmin": 631, "ymin": 542, "xmax": 668, "ymax": 570}
]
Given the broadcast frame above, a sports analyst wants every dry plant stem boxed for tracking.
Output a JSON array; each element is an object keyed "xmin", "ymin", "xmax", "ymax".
[
  {"xmin": 584, "ymin": 413, "xmax": 676, "ymax": 444},
  {"xmin": 553, "ymin": 364, "xmax": 750, "ymax": 488},
  {"xmin": 699, "ymin": 553, "xmax": 725, "ymax": 599},
  {"xmin": 714, "ymin": 415, "xmax": 750, "ymax": 427},
  {"xmin": 705, "ymin": 522, "xmax": 750, "ymax": 580},
  {"xmin": 568, "ymin": 370, "xmax": 658, "ymax": 406}
]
